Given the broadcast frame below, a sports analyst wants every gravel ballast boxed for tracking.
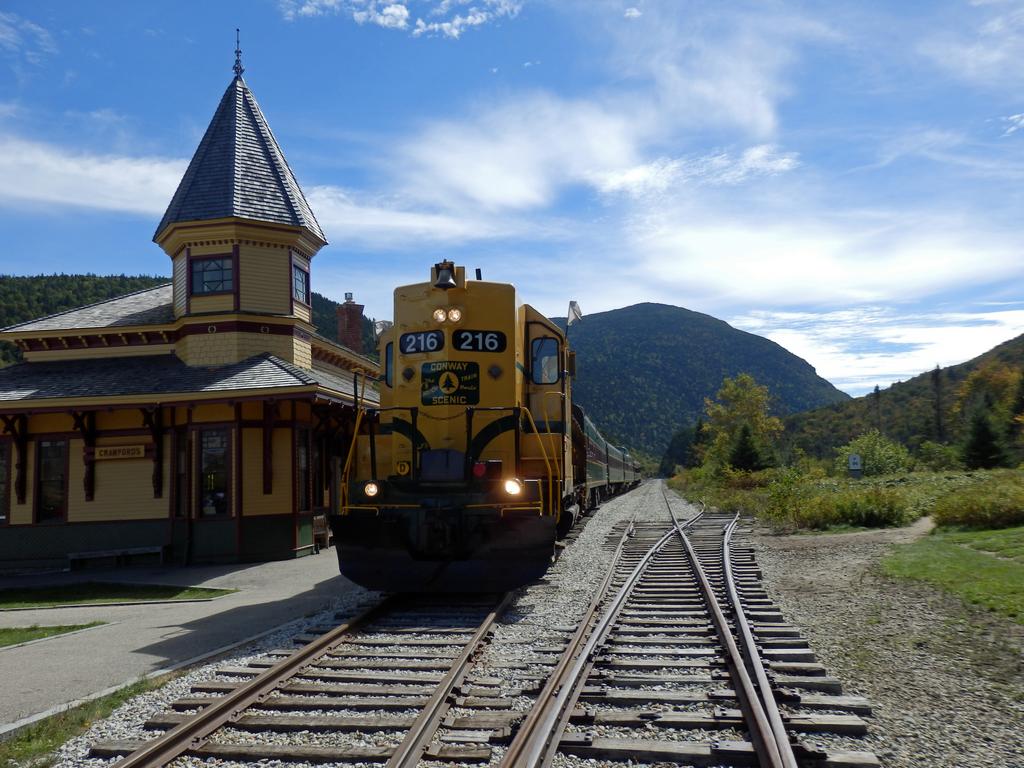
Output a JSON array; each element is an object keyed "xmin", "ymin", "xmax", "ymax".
[
  {"xmin": 51, "ymin": 482, "xmax": 672, "ymax": 768},
  {"xmin": 755, "ymin": 520, "xmax": 1024, "ymax": 768}
]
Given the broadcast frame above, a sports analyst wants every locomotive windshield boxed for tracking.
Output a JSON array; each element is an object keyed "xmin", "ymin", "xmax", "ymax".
[{"xmin": 531, "ymin": 337, "xmax": 559, "ymax": 384}]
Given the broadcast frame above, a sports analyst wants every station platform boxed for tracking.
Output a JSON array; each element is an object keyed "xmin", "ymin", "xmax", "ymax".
[{"xmin": 0, "ymin": 550, "xmax": 366, "ymax": 734}]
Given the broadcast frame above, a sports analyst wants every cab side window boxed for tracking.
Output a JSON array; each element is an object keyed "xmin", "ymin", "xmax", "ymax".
[
  {"xmin": 531, "ymin": 337, "xmax": 560, "ymax": 384},
  {"xmin": 384, "ymin": 343, "xmax": 394, "ymax": 388}
]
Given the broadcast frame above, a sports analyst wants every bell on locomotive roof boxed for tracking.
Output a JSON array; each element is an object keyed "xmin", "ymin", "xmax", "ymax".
[{"xmin": 433, "ymin": 260, "xmax": 457, "ymax": 290}]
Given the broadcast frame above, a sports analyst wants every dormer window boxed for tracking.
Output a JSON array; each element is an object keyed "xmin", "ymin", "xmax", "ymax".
[
  {"xmin": 292, "ymin": 264, "xmax": 310, "ymax": 305},
  {"xmin": 191, "ymin": 257, "xmax": 234, "ymax": 295}
]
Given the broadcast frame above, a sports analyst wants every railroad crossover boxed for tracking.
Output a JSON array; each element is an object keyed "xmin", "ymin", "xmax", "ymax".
[{"xmin": 88, "ymin": 484, "xmax": 880, "ymax": 767}]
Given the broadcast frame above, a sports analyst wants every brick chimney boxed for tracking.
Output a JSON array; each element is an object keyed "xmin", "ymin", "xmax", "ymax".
[{"xmin": 336, "ymin": 292, "xmax": 364, "ymax": 353}]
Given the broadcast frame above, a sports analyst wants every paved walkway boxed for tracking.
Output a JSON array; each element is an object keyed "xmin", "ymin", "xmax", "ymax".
[{"xmin": 0, "ymin": 549, "xmax": 364, "ymax": 728}]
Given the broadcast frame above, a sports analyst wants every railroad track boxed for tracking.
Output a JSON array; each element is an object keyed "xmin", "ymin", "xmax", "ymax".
[
  {"xmin": 86, "ymin": 483, "xmax": 880, "ymax": 767},
  {"xmin": 500, "ymin": 488, "xmax": 881, "ymax": 768},
  {"xmin": 92, "ymin": 593, "xmax": 522, "ymax": 767}
]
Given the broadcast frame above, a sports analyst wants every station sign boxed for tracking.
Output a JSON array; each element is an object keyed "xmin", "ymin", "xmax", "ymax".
[{"xmin": 95, "ymin": 445, "xmax": 147, "ymax": 460}]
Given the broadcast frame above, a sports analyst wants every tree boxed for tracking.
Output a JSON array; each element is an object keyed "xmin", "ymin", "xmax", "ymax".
[
  {"xmin": 658, "ymin": 424, "xmax": 697, "ymax": 476},
  {"xmin": 702, "ymin": 373, "xmax": 781, "ymax": 470},
  {"xmin": 962, "ymin": 411, "xmax": 1005, "ymax": 469},
  {"xmin": 729, "ymin": 424, "xmax": 766, "ymax": 471},
  {"xmin": 931, "ymin": 366, "xmax": 944, "ymax": 442}
]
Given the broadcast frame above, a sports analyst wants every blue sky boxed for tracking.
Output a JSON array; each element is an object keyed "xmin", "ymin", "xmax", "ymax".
[{"xmin": 1, "ymin": 0, "xmax": 1022, "ymax": 395}]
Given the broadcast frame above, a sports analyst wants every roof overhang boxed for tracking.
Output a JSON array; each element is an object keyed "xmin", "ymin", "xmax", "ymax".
[{"xmin": 154, "ymin": 217, "xmax": 327, "ymax": 259}]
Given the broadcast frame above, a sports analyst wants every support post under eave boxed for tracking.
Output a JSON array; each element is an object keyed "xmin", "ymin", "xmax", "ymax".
[
  {"xmin": 1, "ymin": 414, "xmax": 28, "ymax": 504},
  {"xmin": 263, "ymin": 400, "xmax": 276, "ymax": 494},
  {"xmin": 141, "ymin": 407, "xmax": 165, "ymax": 498},
  {"xmin": 72, "ymin": 411, "xmax": 97, "ymax": 501}
]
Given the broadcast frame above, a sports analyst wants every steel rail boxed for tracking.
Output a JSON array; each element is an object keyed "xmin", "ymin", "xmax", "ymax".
[
  {"xmin": 674, "ymin": 512, "xmax": 786, "ymax": 768},
  {"xmin": 498, "ymin": 512, "xmax": 643, "ymax": 768},
  {"xmin": 386, "ymin": 591, "xmax": 515, "ymax": 768},
  {"xmin": 722, "ymin": 516, "xmax": 799, "ymax": 768},
  {"xmin": 502, "ymin": 483, "xmax": 703, "ymax": 768},
  {"xmin": 110, "ymin": 596, "xmax": 397, "ymax": 768}
]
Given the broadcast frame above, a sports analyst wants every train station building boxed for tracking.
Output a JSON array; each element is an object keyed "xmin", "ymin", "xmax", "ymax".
[{"xmin": 0, "ymin": 67, "xmax": 378, "ymax": 569}]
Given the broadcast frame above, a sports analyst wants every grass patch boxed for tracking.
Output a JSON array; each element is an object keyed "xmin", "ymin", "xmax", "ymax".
[
  {"xmin": 0, "ymin": 582, "xmax": 236, "ymax": 610},
  {"xmin": 883, "ymin": 530, "xmax": 1024, "ymax": 623},
  {"xmin": 0, "ymin": 675, "xmax": 171, "ymax": 768},
  {"xmin": 670, "ymin": 467, "xmax": 1023, "ymax": 531},
  {"xmin": 0, "ymin": 622, "xmax": 104, "ymax": 648},
  {"xmin": 939, "ymin": 525, "xmax": 1024, "ymax": 564}
]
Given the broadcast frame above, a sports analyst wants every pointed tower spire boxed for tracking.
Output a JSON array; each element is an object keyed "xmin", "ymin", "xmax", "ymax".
[
  {"xmin": 233, "ymin": 28, "xmax": 244, "ymax": 78},
  {"xmin": 153, "ymin": 66, "xmax": 326, "ymax": 244}
]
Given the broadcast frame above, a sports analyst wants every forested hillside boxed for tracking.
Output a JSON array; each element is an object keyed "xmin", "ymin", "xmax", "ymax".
[
  {"xmin": 784, "ymin": 333, "xmax": 1024, "ymax": 458},
  {"xmin": 559, "ymin": 303, "xmax": 849, "ymax": 455},
  {"xmin": 0, "ymin": 275, "xmax": 375, "ymax": 365}
]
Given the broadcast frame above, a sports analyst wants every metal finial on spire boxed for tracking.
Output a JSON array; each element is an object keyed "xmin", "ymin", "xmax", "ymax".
[{"xmin": 233, "ymin": 28, "xmax": 244, "ymax": 77}]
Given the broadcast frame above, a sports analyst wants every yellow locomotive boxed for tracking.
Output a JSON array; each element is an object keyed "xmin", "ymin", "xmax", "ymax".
[{"xmin": 329, "ymin": 261, "xmax": 636, "ymax": 591}]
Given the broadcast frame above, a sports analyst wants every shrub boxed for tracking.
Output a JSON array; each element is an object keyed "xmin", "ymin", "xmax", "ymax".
[
  {"xmin": 833, "ymin": 430, "xmax": 912, "ymax": 476},
  {"xmin": 917, "ymin": 441, "xmax": 963, "ymax": 471},
  {"xmin": 931, "ymin": 475, "xmax": 1024, "ymax": 529}
]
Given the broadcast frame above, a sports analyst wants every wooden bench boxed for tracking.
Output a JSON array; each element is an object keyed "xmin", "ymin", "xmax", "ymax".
[
  {"xmin": 312, "ymin": 513, "xmax": 333, "ymax": 552},
  {"xmin": 68, "ymin": 545, "xmax": 166, "ymax": 569}
]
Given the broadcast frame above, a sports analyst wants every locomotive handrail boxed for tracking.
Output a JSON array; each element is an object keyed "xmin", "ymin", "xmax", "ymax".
[
  {"xmin": 540, "ymin": 391, "xmax": 566, "ymax": 485},
  {"xmin": 339, "ymin": 371, "xmax": 369, "ymax": 512},
  {"xmin": 521, "ymin": 407, "xmax": 557, "ymax": 518}
]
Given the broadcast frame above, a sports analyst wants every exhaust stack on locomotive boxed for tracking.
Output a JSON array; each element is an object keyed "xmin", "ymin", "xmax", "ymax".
[{"xmin": 329, "ymin": 261, "xmax": 640, "ymax": 592}]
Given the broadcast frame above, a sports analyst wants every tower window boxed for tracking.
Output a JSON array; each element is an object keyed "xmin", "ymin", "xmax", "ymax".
[
  {"xmin": 292, "ymin": 264, "xmax": 310, "ymax": 305},
  {"xmin": 191, "ymin": 257, "xmax": 234, "ymax": 295}
]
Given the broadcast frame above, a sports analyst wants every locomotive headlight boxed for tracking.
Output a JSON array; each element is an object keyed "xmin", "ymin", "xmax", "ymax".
[
  {"xmin": 504, "ymin": 478, "xmax": 523, "ymax": 495},
  {"xmin": 446, "ymin": 307, "xmax": 462, "ymax": 323},
  {"xmin": 432, "ymin": 308, "xmax": 447, "ymax": 323},
  {"xmin": 364, "ymin": 481, "xmax": 380, "ymax": 498}
]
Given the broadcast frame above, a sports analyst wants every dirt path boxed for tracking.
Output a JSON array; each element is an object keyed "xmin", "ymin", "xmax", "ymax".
[{"xmin": 754, "ymin": 519, "xmax": 1024, "ymax": 768}]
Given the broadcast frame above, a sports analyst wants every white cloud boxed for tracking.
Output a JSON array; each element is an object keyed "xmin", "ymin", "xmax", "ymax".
[
  {"xmin": 355, "ymin": 3, "xmax": 410, "ymax": 29},
  {"xmin": 604, "ymin": 3, "xmax": 838, "ymax": 138},
  {"xmin": 624, "ymin": 7, "xmax": 642, "ymax": 20},
  {"xmin": 591, "ymin": 145, "xmax": 799, "ymax": 198},
  {"xmin": 1003, "ymin": 113, "xmax": 1024, "ymax": 136},
  {"xmin": 0, "ymin": 11, "xmax": 57, "ymax": 66},
  {"xmin": 731, "ymin": 306, "xmax": 1024, "ymax": 395},
  {"xmin": 306, "ymin": 185, "xmax": 537, "ymax": 246},
  {"xmin": 280, "ymin": 0, "xmax": 520, "ymax": 37},
  {"xmin": 0, "ymin": 135, "xmax": 183, "ymax": 215},
  {"xmin": 396, "ymin": 93, "xmax": 643, "ymax": 211},
  {"xmin": 626, "ymin": 207, "xmax": 1023, "ymax": 309},
  {"xmin": 919, "ymin": 2, "xmax": 1024, "ymax": 87}
]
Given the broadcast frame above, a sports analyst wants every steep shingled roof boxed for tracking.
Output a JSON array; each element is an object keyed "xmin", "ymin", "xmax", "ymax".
[
  {"xmin": 0, "ymin": 353, "xmax": 378, "ymax": 406},
  {"xmin": 154, "ymin": 76, "xmax": 326, "ymax": 244},
  {"xmin": 0, "ymin": 284, "xmax": 173, "ymax": 333}
]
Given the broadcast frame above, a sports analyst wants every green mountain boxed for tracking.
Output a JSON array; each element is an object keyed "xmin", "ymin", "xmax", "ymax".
[
  {"xmin": 0, "ymin": 274, "xmax": 375, "ymax": 365},
  {"xmin": 784, "ymin": 332, "xmax": 1024, "ymax": 458},
  {"xmin": 559, "ymin": 303, "xmax": 849, "ymax": 455}
]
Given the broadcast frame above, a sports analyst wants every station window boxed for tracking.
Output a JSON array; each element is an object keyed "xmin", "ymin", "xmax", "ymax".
[
  {"xmin": 296, "ymin": 428, "xmax": 311, "ymax": 512},
  {"xmin": 191, "ymin": 257, "xmax": 234, "ymax": 295},
  {"xmin": 292, "ymin": 264, "xmax": 310, "ymax": 305},
  {"xmin": 0, "ymin": 441, "xmax": 9, "ymax": 525},
  {"xmin": 197, "ymin": 429, "xmax": 230, "ymax": 516},
  {"xmin": 531, "ymin": 337, "xmax": 560, "ymax": 385},
  {"xmin": 36, "ymin": 439, "xmax": 67, "ymax": 523}
]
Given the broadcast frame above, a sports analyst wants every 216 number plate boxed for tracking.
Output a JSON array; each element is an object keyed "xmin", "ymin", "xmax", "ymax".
[{"xmin": 453, "ymin": 330, "xmax": 507, "ymax": 352}]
